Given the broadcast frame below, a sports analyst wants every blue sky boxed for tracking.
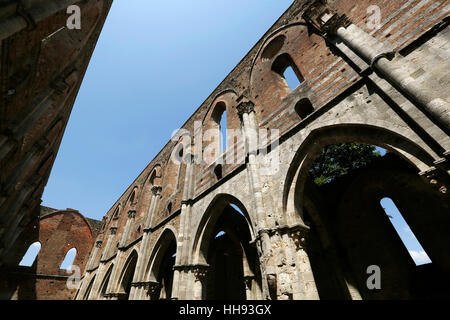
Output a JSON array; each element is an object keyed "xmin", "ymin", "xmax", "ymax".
[
  {"xmin": 42, "ymin": 0, "xmax": 295, "ymax": 220},
  {"xmin": 40, "ymin": 1, "xmax": 430, "ymax": 267}
]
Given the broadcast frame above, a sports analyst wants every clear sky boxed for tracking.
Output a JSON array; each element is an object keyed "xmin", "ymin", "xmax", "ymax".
[
  {"xmin": 40, "ymin": 0, "xmax": 430, "ymax": 267},
  {"xmin": 42, "ymin": 0, "xmax": 295, "ymax": 220}
]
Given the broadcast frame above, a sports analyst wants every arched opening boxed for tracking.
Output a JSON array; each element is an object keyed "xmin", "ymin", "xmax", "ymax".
[
  {"xmin": 99, "ymin": 264, "xmax": 114, "ymax": 299},
  {"xmin": 60, "ymin": 248, "xmax": 77, "ymax": 270},
  {"xmin": 261, "ymin": 35, "xmax": 286, "ymax": 61},
  {"xmin": 194, "ymin": 195, "xmax": 262, "ymax": 300},
  {"xmin": 113, "ymin": 205, "xmax": 120, "ymax": 220},
  {"xmin": 19, "ymin": 242, "xmax": 41, "ymax": 267},
  {"xmin": 83, "ymin": 275, "xmax": 96, "ymax": 300},
  {"xmin": 295, "ymin": 98, "xmax": 314, "ymax": 119},
  {"xmin": 129, "ymin": 190, "xmax": 136, "ymax": 206},
  {"xmin": 211, "ymin": 102, "xmax": 227, "ymax": 155},
  {"xmin": 118, "ymin": 251, "xmax": 138, "ymax": 300},
  {"xmin": 272, "ymin": 53, "xmax": 303, "ymax": 90},
  {"xmin": 289, "ymin": 137, "xmax": 450, "ymax": 299},
  {"xmin": 147, "ymin": 229, "xmax": 177, "ymax": 300}
]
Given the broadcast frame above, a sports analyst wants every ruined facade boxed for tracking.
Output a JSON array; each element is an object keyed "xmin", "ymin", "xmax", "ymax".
[
  {"xmin": 2, "ymin": 0, "xmax": 450, "ymax": 300},
  {"xmin": 75, "ymin": 0, "xmax": 450, "ymax": 300},
  {"xmin": 0, "ymin": 0, "xmax": 111, "ymax": 299}
]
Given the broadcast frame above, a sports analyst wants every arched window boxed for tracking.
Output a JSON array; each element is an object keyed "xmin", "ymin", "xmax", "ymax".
[
  {"xmin": 211, "ymin": 102, "xmax": 227, "ymax": 154},
  {"xmin": 272, "ymin": 53, "xmax": 303, "ymax": 90},
  {"xmin": 83, "ymin": 275, "xmax": 96, "ymax": 300},
  {"xmin": 19, "ymin": 242, "xmax": 41, "ymax": 267},
  {"xmin": 113, "ymin": 206, "xmax": 120, "ymax": 220},
  {"xmin": 380, "ymin": 197, "xmax": 431, "ymax": 266},
  {"xmin": 60, "ymin": 248, "xmax": 77, "ymax": 270},
  {"xmin": 129, "ymin": 189, "xmax": 137, "ymax": 206},
  {"xmin": 220, "ymin": 109, "xmax": 227, "ymax": 152}
]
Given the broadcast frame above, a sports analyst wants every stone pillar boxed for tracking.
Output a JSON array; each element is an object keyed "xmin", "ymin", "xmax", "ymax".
[
  {"xmin": 193, "ymin": 265, "xmax": 209, "ymax": 300},
  {"xmin": 302, "ymin": 1, "xmax": 450, "ymax": 130},
  {"xmin": 146, "ymin": 281, "xmax": 162, "ymax": 300},
  {"xmin": 237, "ymin": 98, "xmax": 273, "ymax": 299},
  {"xmin": 129, "ymin": 185, "xmax": 162, "ymax": 300},
  {"xmin": 86, "ymin": 240, "xmax": 103, "ymax": 271},
  {"xmin": 101, "ymin": 227, "xmax": 117, "ymax": 262},
  {"xmin": 172, "ymin": 152, "xmax": 195, "ymax": 300},
  {"xmin": 119, "ymin": 210, "xmax": 136, "ymax": 248}
]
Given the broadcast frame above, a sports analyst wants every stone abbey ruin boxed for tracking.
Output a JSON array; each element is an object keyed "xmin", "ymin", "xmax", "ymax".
[{"xmin": 0, "ymin": 0, "xmax": 449, "ymax": 300}]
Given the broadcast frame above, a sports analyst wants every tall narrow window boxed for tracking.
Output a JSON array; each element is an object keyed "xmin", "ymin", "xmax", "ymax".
[
  {"xmin": 220, "ymin": 109, "xmax": 227, "ymax": 152},
  {"xmin": 272, "ymin": 53, "xmax": 304, "ymax": 91},
  {"xmin": 211, "ymin": 102, "xmax": 227, "ymax": 156},
  {"xmin": 380, "ymin": 198, "xmax": 431, "ymax": 266},
  {"xmin": 19, "ymin": 242, "xmax": 41, "ymax": 267},
  {"xmin": 284, "ymin": 66, "xmax": 301, "ymax": 90},
  {"xmin": 60, "ymin": 248, "xmax": 77, "ymax": 270}
]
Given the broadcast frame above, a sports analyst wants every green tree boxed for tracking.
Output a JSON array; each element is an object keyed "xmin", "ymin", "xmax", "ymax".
[{"xmin": 309, "ymin": 143, "xmax": 382, "ymax": 186}]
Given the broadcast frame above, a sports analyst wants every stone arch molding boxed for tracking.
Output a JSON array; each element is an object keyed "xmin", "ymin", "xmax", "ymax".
[
  {"xmin": 283, "ymin": 123, "xmax": 437, "ymax": 224},
  {"xmin": 144, "ymin": 226, "xmax": 178, "ymax": 283},
  {"xmin": 248, "ymin": 23, "xmax": 309, "ymax": 95},
  {"xmin": 190, "ymin": 193, "xmax": 255, "ymax": 266},
  {"xmin": 202, "ymin": 90, "xmax": 240, "ymax": 125},
  {"xmin": 115, "ymin": 249, "xmax": 139, "ymax": 294}
]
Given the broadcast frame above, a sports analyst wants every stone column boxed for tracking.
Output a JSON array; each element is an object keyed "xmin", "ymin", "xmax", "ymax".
[
  {"xmin": 302, "ymin": 1, "xmax": 450, "ymax": 130},
  {"xmin": 172, "ymin": 152, "xmax": 195, "ymax": 300},
  {"xmin": 86, "ymin": 240, "xmax": 103, "ymax": 271},
  {"xmin": 101, "ymin": 227, "xmax": 117, "ymax": 262},
  {"xmin": 129, "ymin": 185, "xmax": 162, "ymax": 300},
  {"xmin": 193, "ymin": 265, "xmax": 209, "ymax": 300},
  {"xmin": 290, "ymin": 225, "xmax": 319, "ymax": 300},
  {"xmin": 119, "ymin": 210, "xmax": 136, "ymax": 248},
  {"xmin": 237, "ymin": 98, "xmax": 273, "ymax": 299}
]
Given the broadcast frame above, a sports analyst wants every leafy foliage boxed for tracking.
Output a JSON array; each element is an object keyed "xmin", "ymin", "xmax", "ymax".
[{"xmin": 309, "ymin": 143, "xmax": 381, "ymax": 186}]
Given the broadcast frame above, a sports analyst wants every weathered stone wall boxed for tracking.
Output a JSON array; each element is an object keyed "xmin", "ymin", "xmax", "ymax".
[
  {"xmin": 74, "ymin": 0, "xmax": 450, "ymax": 300},
  {"xmin": 0, "ymin": 207, "xmax": 100, "ymax": 300},
  {"xmin": 0, "ymin": 0, "xmax": 113, "ymax": 266}
]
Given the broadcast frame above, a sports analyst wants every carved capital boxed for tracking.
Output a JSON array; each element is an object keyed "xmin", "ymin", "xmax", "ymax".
[
  {"xmin": 302, "ymin": 0, "xmax": 352, "ymax": 36},
  {"xmin": 151, "ymin": 185, "xmax": 162, "ymax": 196},
  {"xmin": 181, "ymin": 199, "xmax": 193, "ymax": 206},
  {"xmin": 193, "ymin": 265, "xmax": 209, "ymax": 282},
  {"xmin": 290, "ymin": 224, "xmax": 310, "ymax": 250},
  {"xmin": 243, "ymin": 275, "xmax": 255, "ymax": 291},
  {"xmin": 236, "ymin": 100, "xmax": 255, "ymax": 118},
  {"xmin": 144, "ymin": 281, "xmax": 161, "ymax": 297},
  {"xmin": 419, "ymin": 167, "xmax": 449, "ymax": 195},
  {"xmin": 127, "ymin": 210, "xmax": 136, "ymax": 219}
]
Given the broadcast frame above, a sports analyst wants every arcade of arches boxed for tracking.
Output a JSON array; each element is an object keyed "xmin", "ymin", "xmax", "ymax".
[
  {"xmin": 1, "ymin": 0, "xmax": 449, "ymax": 300},
  {"xmin": 74, "ymin": 0, "xmax": 450, "ymax": 300}
]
